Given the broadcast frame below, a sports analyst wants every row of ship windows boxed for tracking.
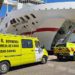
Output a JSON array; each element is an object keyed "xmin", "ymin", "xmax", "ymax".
[
  {"xmin": 3, "ymin": 14, "xmax": 37, "ymax": 32},
  {"xmin": 10, "ymin": 14, "xmax": 36, "ymax": 25},
  {"xmin": 5, "ymin": 21, "xmax": 38, "ymax": 32},
  {"xmin": 19, "ymin": 0, "xmax": 41, "ymax": 4}
]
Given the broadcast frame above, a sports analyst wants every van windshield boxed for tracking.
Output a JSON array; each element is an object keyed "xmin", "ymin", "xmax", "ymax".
[
  {"xmin": 56, "ymin": 43, "xmax": 66, "ymax": 47},
  {"xmin": 35, "ymin": 41, "xmax": 40, "ymax": 48}
]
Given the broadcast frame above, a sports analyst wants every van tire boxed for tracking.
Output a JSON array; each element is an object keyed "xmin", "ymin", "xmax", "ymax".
[
  {"xmin": 0, "ymin": 61, "xmax": 10, "ymax": 74},
  {"xmin": 57, "ymin": 55, "xmax": 63, "ymax": 61},
  {"xmin": 41, "ymin": 56, "xmax": 48, "ymax": 64}
]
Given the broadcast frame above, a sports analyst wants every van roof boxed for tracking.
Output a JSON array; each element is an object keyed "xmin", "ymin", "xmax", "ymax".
[{"xmin": 0, "ymin": 33, "xmax": 38, "ymax": 40}]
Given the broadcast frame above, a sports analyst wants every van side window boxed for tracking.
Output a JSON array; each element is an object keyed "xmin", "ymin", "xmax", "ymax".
[{"xmin": 21, "ymin": 39, "xmax": 33, "ymax": 48}]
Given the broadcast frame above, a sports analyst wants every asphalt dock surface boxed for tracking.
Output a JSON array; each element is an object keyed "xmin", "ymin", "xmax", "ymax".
[{"xmin": 3, "ymin": 56, "xmax": 75, "ymax": 75}]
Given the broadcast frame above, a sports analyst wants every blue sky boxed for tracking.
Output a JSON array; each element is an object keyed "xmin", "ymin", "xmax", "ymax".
[
  {"xmin": 0, "ymin": 4, "xmax": 12, "ymax": 17},
  {"xmin": 0, "ymin": 0, "xmax": 75, "ymax": 17}
]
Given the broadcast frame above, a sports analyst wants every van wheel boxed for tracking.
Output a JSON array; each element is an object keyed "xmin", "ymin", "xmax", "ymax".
[
  {"xmin": 41, "ymin": 56, "xmax": 48, "ymax": 64},
  {"xmin": 57, "ymin": 55, "xmax": 63, "ymax": 61},
  {"xmin": 0, "ymin": 61, "xmax": 10, "ymax": 74}
]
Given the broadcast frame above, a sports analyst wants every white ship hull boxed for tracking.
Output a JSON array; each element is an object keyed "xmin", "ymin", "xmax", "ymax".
[{"xmin": 0, "ymin": 2, "xmax": 75, "ymax": 50}]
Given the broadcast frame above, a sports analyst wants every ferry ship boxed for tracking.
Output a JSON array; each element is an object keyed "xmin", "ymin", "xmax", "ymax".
[{"xmin": 0, "ymin": 0, "xmax": 75, "ymax": 52}]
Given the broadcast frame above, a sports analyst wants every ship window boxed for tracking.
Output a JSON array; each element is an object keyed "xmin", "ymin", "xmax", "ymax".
[
  {"xmin": 12, "ymin": 19, "xmax": 16, "ymax": 23},
  {"xmin": 16, "ymin": 29, "xmax": 18, "ymax": 31},
  {"xmin": 25, "ymin": 15, "xmax": 30, "ymax": 20},
  {"xmin": 22, "ymin": 1, "xmax": 24, "ymax": 3},
  {"xmin": 17, "ymin": 18, "xmax": 20, "ymax": 22},
  {"xmin": 24, "ymin": 26, "xmax": 26, "ymax": 28},
  {"xmin": 32, "ymin": 22, "xmax": 35, "ymax": 25},
  {"xmin": 36, "ymin": 21, "xmax": 38, "ymax": 23},
  {"xmin": 26, "ymin": 25, "xmax": 28, "ymax": 27},
  {"xmin": 10, "ymin": 20, "xmax": 13, "ymax": 24},
  {"xmin": 20, "ymin": 1, "xmax": 22, "ymax": 3},
  {"xmin": 31, "ymin": 14, "xmax": 36, "ymax": 18},
  {"xmin": 10, "ymin": 19, "xmax": 16, "ymax": 24},
  {"xmin": 69, "ymin": 26, "xmax": 72, "ymax": 29},
  {"xmin": 20, "ymin": 17, "xmax": 25, "ymax": 21},
  {"xmin": 19, "ymin": 0, "xmax": 28, "ymax": 3}
]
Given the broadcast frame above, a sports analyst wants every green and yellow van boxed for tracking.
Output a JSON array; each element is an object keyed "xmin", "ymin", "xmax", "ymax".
[{"xmin": 54, "ymin": 42, "xmax": 75, "ymax": 61}]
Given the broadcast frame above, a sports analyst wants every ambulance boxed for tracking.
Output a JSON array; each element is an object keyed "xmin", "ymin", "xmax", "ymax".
[
  {"xmin": 54, "ymin": 42, "xmax": 75, "ymax": 61},
  {"xmin": 0, "ymin": 33, "xmax": 48, "ymax": 74},
  {"xmin": 54, "ymin": 32, "xmax": 75, "ymax": 61}
]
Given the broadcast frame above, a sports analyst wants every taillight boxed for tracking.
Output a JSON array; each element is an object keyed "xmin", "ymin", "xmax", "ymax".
[
  {"xmin": 67, "ymin": 48, "xmax": 74, "ymax": 52},
  {"xmin": 71, "ymin": 48, "xmax": 74, "ymax": 52},
  {"xmin": 66, "ymin": 48, "xmax": 70, "ymax": 52}
]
